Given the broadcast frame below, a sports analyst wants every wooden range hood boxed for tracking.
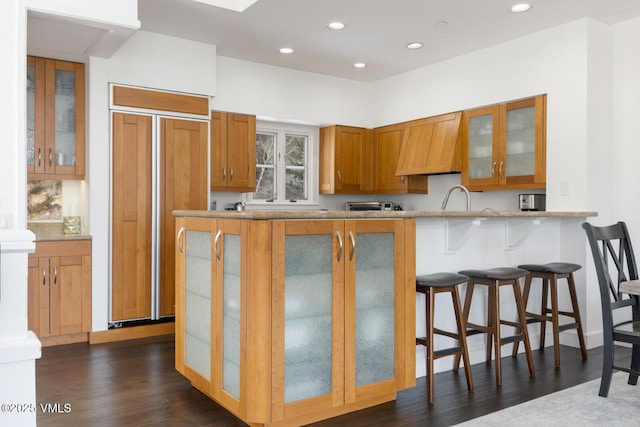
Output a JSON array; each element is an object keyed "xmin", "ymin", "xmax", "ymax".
[{"xmin": 395, "ymin": 111, "xmax": 462, "ymax": 176}]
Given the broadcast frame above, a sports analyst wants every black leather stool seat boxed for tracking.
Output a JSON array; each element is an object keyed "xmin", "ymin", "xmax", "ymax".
[
  {"xmin": 517, "ymin": 262, "xmax": 581, "ymax": 275},
  {"xmin": 458, "ymin": 267, "xmax": 529, "ymax": 281},
  {"xmin": 417, "ymin": 272, "xmax": 469, "ymax": 288}
]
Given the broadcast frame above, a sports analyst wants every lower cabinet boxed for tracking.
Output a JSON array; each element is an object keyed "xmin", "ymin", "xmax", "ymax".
[
  {"xmin": 28, "ymin": 239, "xmax": 92, "ymax": 345},
  {"xmin": 175, "ymin": 216, "xmax": 416, "ymax": 427}
]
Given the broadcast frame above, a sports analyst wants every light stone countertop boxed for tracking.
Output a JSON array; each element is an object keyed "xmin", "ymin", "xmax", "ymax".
[
  {"xmin": 27, "ymin": 222, "xmax": 92, "ymax": 241},
  {"xmin": 173, "ymin": 209, "xmax": 598, "ymax": 220}
]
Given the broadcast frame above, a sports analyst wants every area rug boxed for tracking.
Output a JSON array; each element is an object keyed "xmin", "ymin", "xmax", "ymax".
[{"xmin": 454, "ymin": 372, "xmax": 640, "ymax": 426}]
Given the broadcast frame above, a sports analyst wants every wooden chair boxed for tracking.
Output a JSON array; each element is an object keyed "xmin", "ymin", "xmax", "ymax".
[{"xmin": 583, "ymin": 221, "xmax": 640, "ymax": 397}]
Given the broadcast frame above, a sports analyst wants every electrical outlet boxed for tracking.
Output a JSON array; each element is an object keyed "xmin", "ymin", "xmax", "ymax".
[{"xmin": 0, "ymin": 213, "xmax": 10, "ymax": 229}]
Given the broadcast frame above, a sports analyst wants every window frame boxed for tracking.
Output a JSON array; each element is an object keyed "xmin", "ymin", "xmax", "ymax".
[{"xmin": 244, "ymin": 121, "xmax": 318, "ymax": 209}]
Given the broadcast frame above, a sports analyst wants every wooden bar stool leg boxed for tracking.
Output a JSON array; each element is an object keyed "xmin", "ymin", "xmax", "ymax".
[
  {"xmin": 426, "ymin": 286, "xmax": 435, "ymax": 403},
  {"xmin": 452, "ymin": 286, "xmax": 474, "ymax": 392},
  {"xmin": 567, "ymin": 273, "xmax": 588, "ymax": 360},
  {"xmin": 454, "ymin": 280, "xmax": 475, "ymax": 371},
  {"xmin": 512, "ymin": 274, "xmax": 532, "ymax": 357},
  {"xmin": 492, "ymin": 283, "xmax": 503, "ymax": 385},
  {"xmin": 512, "ymin": 280, "xmax": 536, "ymax": 377},
  {"xmin": 540, "ymin": 278, "xmax": 549, "ymax": 350},
  {"xmin": 550, "ymin": 276, "xmax": 561, "ymax": 368}
]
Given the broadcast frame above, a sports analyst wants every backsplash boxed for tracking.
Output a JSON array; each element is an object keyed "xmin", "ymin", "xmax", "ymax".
[{"xmin": 27, "ymin": 180, "xmax": 62, "ymax": 221}]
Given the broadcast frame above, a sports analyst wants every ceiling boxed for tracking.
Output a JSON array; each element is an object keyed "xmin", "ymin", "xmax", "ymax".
[{"xmin": 28, "ymin": 0, "xmax": 640, "ymax": 82}]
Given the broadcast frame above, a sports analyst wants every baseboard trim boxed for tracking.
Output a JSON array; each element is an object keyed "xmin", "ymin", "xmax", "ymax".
[
  {"xmin": 39, "ymin": 333, "xmax": 89, "ymax": 347},
  {"xmin": 89, "ymin": 322, "xmax": 175, "ymax": 344}
]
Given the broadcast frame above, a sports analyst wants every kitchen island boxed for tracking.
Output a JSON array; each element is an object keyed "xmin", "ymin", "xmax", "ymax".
[{"xmin": 172, "ymin": 209, "xmax": 595, "ymax": 426}]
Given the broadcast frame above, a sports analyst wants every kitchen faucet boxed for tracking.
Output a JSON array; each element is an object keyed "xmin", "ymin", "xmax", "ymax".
[{"xmin": 441, "ymin": 184, "xmax": 471, "ymax": 211}]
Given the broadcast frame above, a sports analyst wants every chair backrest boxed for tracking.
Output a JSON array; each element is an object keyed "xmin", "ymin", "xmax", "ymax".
[{"xmin": 582, "ymin": 221, "xmax": 639, "ymax": 330}]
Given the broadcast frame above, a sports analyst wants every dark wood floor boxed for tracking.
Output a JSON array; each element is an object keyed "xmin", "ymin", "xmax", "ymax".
[{"xmin": 36, "ymin": 335, "xmax": 627, "ymax": 427}]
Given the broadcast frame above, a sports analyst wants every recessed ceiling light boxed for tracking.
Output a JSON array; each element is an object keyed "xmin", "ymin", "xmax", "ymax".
[
  {"xmin": 510, "ymin": 3, "xmax": 532, "ymax": 13},
  {"xmin": 279, "ymin": 47, "xmax": 294, "ymax": 54},
  {"xmin": 327, "ymin": 22, "xmax": 345, "ymax": 30},
  {"xmin": 406, "ymin": 42, "xmax": 423, "ymax": 50},
  {"xmin": 353, "ymin": 62, "xmax": 366, "ymax": 69}
]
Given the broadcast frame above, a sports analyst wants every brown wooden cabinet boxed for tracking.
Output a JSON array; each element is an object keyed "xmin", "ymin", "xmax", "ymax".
[
  {"xmin": 175, "ymin": 215, "xmax": 415, "ymax": 427},
  {"xmin": 320, "ymin": 125, "xmax": 371, "ymax": 194},
  {"xmin": 28, "ymin": 239, "xmax": 91, "ymax": 346},
  {"xmin": 462, "ymin": 95, "xmax": 546, "ymax": 191},
  {"xmin": 373, "ymin": 123, "xmax": 428, "ymax": 194},
  {"xmin": 27, "ymin": 56, "xmax": 85, "ymax": 180},
  {"xmin": 210, "ymin": 112, "xmax": 256, "ymax": 192}
]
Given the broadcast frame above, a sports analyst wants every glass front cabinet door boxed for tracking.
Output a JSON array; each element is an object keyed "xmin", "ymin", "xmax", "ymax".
[
  {"xmin": 462, "ymin": 95, "xmax": 546, "ymax": 191},
  {"xmin": 27, "ymin": 56, "xmax": 85, "ymax": 179}
]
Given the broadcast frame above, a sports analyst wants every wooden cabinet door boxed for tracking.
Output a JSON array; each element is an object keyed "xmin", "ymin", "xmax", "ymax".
[
  {"xmin": 26, "ymin": 56, "xmax": 45, "ymax": 176},
  {"xmin": 335, "ymin": 126, "xmax": 368, "ymax": 193},
  {"xmin": 111, "ymin": 112, "xmax": 153, "ymax": 322},
  {"xmin": 373, "ymin": 124, "xmax": 428, "ymax": 194},
  {"xmin": 175, "ymin": 217, "xmax": 215, "ymax": 394},
  {"xmin": 58, "ymin": 253, "xmax": 91, "ymax": 335},
  {"xmin": 161, "ymin": 117, "xmax": 209, "ymax": 317},
  {"xmin": 226, "ymin": 113, "xmax": 256, "ymax": 191},
  {"xmin": 271, "ymin": 220, "xmax": 346, "ymax": 422},
  {"xmin": 500, "ymin": 95, "xmax": 546, "ymax": 188},
  {"xmin": 462, "ymin": 105, "xmax": 500, "ymax": 189},
  {"xmin": 344, "ymin": 219, "xmax": 414, "ymax": 403},
  {"xmin": 210, "ymin": 111, "xmax": 228, "ymax": 189}
]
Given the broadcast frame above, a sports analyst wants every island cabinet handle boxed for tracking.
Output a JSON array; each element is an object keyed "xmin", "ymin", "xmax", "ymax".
[
  {"xmin": 177, "ymin": 227, "xmax": 185, "ymax": 253},
  {"xmin": 491, "ymin": 162, "xmax": 497, "ymax": 178},
  {"xmin": 348, "ymin": 231, "xmax": 355, "ymax": 261},
  {"xmin": 214, "ymin": 230, "xmax": 223, "ymax": 260},
  {"xmin": 336, "ymin": 231, "xmax": 343, "ymax": 262}
]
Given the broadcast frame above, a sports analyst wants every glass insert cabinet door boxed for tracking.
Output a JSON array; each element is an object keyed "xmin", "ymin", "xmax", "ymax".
[
  {"xmin": 504, "ymin": 96, "xmax": 544, "ymax": 182},
  {"xmin": 464, "ymin": 105, "xmax": 500, "ymax": 184}
]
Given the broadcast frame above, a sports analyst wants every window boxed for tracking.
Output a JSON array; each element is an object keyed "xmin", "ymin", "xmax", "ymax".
[{"xmin": 245, "ymin": 121, "xmax": 317, "ymax": 207}]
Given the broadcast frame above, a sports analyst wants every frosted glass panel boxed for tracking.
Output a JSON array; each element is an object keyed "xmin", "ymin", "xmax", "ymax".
[
  {"xmin": 506, "ymin": 106, "xmax": 535, "ymax": 177},
  {"xmin": 27, "ymin": 65, "xmax": 35, "ymax": 166},
  {"xmin": 284, "ymin": 234, "xmax": 333, "ymax": 403},
  {"xmin": 185, "ymin": 230, "xmax": 211, "ymax": 380},
  {"xmin": 355, "ymin": 232, "xmax": 395, "ymax": 387},
  {"xmin": 467, "ymin": 114, "xmax": 493, "ymax": 179},
  {"xmin": 222, "ymin": 234, "xmax": 241, "ymax": 399},
  {"xmin": 54, "ymin": 69, "xmax": 76, "ymax": 166}
]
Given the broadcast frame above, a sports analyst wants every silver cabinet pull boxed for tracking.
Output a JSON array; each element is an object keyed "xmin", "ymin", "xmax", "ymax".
[
  {"xmin": 491, "ymin": 161, "xmax": 497, "ymax": 178},
  {"xmin": 499, "ymin": 161, "xmax": 504, "ymax": 177},
  {"xmin": 177, "ymin": 227, "xmax": 185, "ymax": 253},
  {"xmin": 214, "ymin": 230, "xmax": 222, "ymax": 260},
  {"xmin": 53, "ymin": 265, "xmax": 58, "ymax": 285},
  {"xmin": 337, "ymin": 170, "xmax": 342, "ymax": 183},
  {"xmin": 49, "ymin": 148, "xmax": 53, "ymax": 167},
  {"xmin": 348, "ymin": 231, "xmax": 355, "ymax": 261},
  {"xmin": 230, "ymin": 167, "xmax": 234, "ymax": 181},
  {"xmin": 400, "ymin": 175, "xmax": 406, "ymax": 184},
  {"xmin": 42, "ymin": 267, "xmax": 46, "ymax": 286},
  {"xmin": 37, "ymin": 148, "xmax": 42, "ymax": 167},
  {"xmin": 336, "ymin": 231, "xmax": 343, "ymax": 262},
  {"xmin": 222, "ymin": 167, "xmax": 226, "ymax": 181}
]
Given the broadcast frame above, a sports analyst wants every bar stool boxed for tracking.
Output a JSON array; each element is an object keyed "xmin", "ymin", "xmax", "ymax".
[
  {"xmin": 512, "ymin": 263, "xmax": 588, "ymax": 368},
  {"xmin": 454, "ymin": 267, "xmax": 535, "ymax": 385},
  {"xmin": 416, "ymin": 272, "xmax": 474, "ymax": 403}
]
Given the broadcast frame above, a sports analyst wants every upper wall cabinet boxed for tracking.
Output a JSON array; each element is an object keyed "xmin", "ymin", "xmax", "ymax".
[
  {"xmin": 395, "ymin": 112, "xmax": 462, "ymax": 176},
  {"xmin": 319, "ymin": 125, "xmax": 371, "ymax": 194},
  {"xmin": 211, "ymin": 112, "xmax": 257, "ymax": 192},
  {"xmin": 373, "ymin": 124, "xmax": 428, "ymax": 194},
  {"xmin": 461, "ymin": 95, "xmax": 546, "ymax": 191},
  {"xmin": 27, "ymin": 56, "xmax": 85, "ymax": 180}
]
